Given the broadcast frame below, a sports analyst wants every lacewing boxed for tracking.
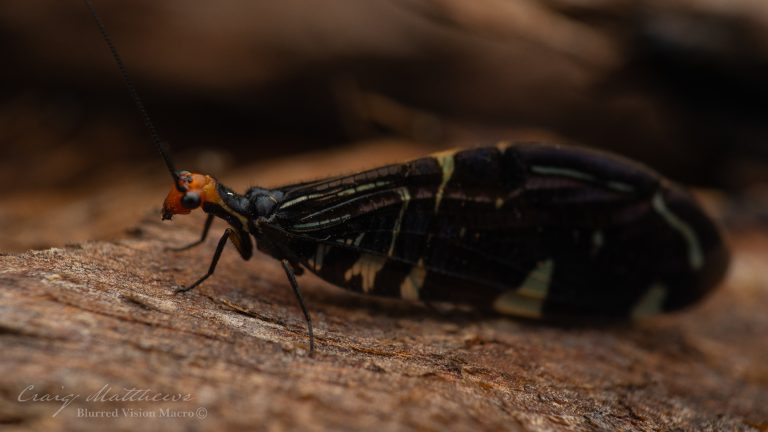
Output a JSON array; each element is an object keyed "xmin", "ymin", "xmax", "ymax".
[
  {"xmin": 163, "ymin": 143, "xmax": 729, "ymax": 323},
  {"xmin": 85, "ymin": 1, "xmax": 729, "ymax": 353}
]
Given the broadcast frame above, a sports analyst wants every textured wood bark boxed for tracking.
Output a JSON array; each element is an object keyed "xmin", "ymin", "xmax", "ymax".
[{"xmin": 1, "ymin": 147, "xmax": 767, "ymax": 431}]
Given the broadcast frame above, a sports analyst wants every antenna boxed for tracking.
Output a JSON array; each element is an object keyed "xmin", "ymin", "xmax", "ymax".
[{"xmin": 83, "ymin": 0, "xmax": 185, "ymax": 191}]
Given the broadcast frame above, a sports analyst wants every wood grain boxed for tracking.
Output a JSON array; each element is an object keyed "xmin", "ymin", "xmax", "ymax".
[{"xmin": 1, "ymin": 148, "xmax": 767, "ymax": 431}]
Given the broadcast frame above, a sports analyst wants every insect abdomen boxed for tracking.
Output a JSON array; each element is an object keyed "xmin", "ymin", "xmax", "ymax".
[{"xmin": 274, "ymin": 143, "xmax": 728, "ymax": 318}]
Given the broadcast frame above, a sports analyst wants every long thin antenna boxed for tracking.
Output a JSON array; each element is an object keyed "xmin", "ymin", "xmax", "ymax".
[{"xmin": 83, "ymin": 0, "xmax": 184, "ymax": 191}]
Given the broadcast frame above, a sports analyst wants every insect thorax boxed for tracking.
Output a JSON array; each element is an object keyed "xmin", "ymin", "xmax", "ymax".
[{"xmin": 245, "ymin": 187, "xmax": 284, "ymax": 218}]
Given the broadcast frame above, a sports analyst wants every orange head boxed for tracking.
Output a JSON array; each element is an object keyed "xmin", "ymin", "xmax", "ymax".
[{"xmin": 162, "ymin": 171, "xmax": 220, "ymax": 220}]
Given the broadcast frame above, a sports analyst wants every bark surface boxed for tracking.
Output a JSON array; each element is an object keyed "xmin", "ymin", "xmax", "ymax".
[{"xmin": 1, "ymin": 149, "xmax": 767, "ymax": 431}]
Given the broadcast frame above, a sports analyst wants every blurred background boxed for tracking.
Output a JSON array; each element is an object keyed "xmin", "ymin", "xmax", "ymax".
[{"xmin": 1, "ymin": 0, "xmax": 768, "ymax": 251}]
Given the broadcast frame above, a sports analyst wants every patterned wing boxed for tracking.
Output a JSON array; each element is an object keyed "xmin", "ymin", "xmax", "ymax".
[{"xmin": 261, "ymin": 143, "xmax": 727, "ymax": 318}]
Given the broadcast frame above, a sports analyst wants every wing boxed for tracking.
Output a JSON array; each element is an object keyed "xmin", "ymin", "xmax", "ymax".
[{"xmin": 261, "ymin": 143, "xmax": 728, "ymax": 318}]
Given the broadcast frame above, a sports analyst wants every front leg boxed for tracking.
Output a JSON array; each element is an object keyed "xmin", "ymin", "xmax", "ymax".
[
  {"xmin": 174, "ymin": 227, "xmax": 252, "ymax": 293},
  {"xmin": 174, "ymin": 229, "xmax": 230, "ymax": 293},
  {"xmin": 167, "ymin": 214, "xmax": 214, "ymax": 252}
]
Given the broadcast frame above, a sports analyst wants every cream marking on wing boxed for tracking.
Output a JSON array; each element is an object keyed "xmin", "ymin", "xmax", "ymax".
[
  {"xmin": 313, "ymin": 244, "xmax": 332, "ymax": 271},
  {"xmin": 652, "ymin": 193, "xmax": 704, "ymax": 270},
  {"xmin": 400, "ymin": 259, "xmax": 426, "ymax": 301},
  {"xmin": 336, "ymin": 181, "xmax": 391, "ymax": 197},
  {"xmin": 532, "ymin": 165, "xmax": 635, "ymax": 194},
  {"xmin": 531, "ymin": 165, "xmax": 595, "ymax": 182},
  {"xmin": 292, "ymin": 214, "xmax": 351, "ymax": 231},
  {"xmin": 344, "ymin": 255, "xmax": 388, "ymax": 293},
  {"xmin": 516, "ymin": 260, "xmax": 554, "ymax": 300},
  {"xmin": 433, "ymin": 150, "xmax": 456, "ymax": 211},
  {"xmin": 279, "ymin": 192, "xmax": 325, "ymax": 209},
  {"xmin": 606, "ymin": 181, "xmax": 635, "ymax": 193},
  {"xmin": 296, "ymin": 183, "xmax": 395, "ymax": 223},
  {"xmin": 353, "ymin": 233, "xmax": 365, "ymax": 247},
  {"xmin": 591, "ymin": 230, "xmax": 604, "ymax": 256},
  {"xmin": 493, "ymin": 259, "xmax": 554, "ymax": 318},
  {"xmin": 631, "ymin": 283, "xmax": 667, "ymax": 318},
  {"xmin": 388, "ymin": 187, "xmax": 411, "ymax": 256},
  {"xmin": 495, "ymin": 197, "xmax": 504, "ymax": 209}
]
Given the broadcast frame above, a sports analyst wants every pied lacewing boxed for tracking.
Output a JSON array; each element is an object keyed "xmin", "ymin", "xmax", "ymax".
[{"xmin": 85, "ymin": 1, "xmax": 729, "ymax": 353}]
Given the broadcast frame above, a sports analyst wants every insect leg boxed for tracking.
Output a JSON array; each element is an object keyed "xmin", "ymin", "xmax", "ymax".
[
  {"xmin": 174, "ymin": 228, "xmax": 232, "ymax": 293},
  {"xmin": 167, "ymin": 214, "xmax": 214, "ymax": 252},
  {"xmin": 281, "ymin": 259, "xmax": 315, "ymax": 355}
]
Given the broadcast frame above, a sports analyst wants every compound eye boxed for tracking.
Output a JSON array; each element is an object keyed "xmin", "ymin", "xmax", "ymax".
[{"xmin": 181, "ymin": 192, "xmax": 201, "ymax": 209}]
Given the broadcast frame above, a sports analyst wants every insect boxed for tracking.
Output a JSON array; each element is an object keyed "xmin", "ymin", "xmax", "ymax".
[{"xmin": 85, "ymin": 1, "xmax": 729, "ymax": 354}]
